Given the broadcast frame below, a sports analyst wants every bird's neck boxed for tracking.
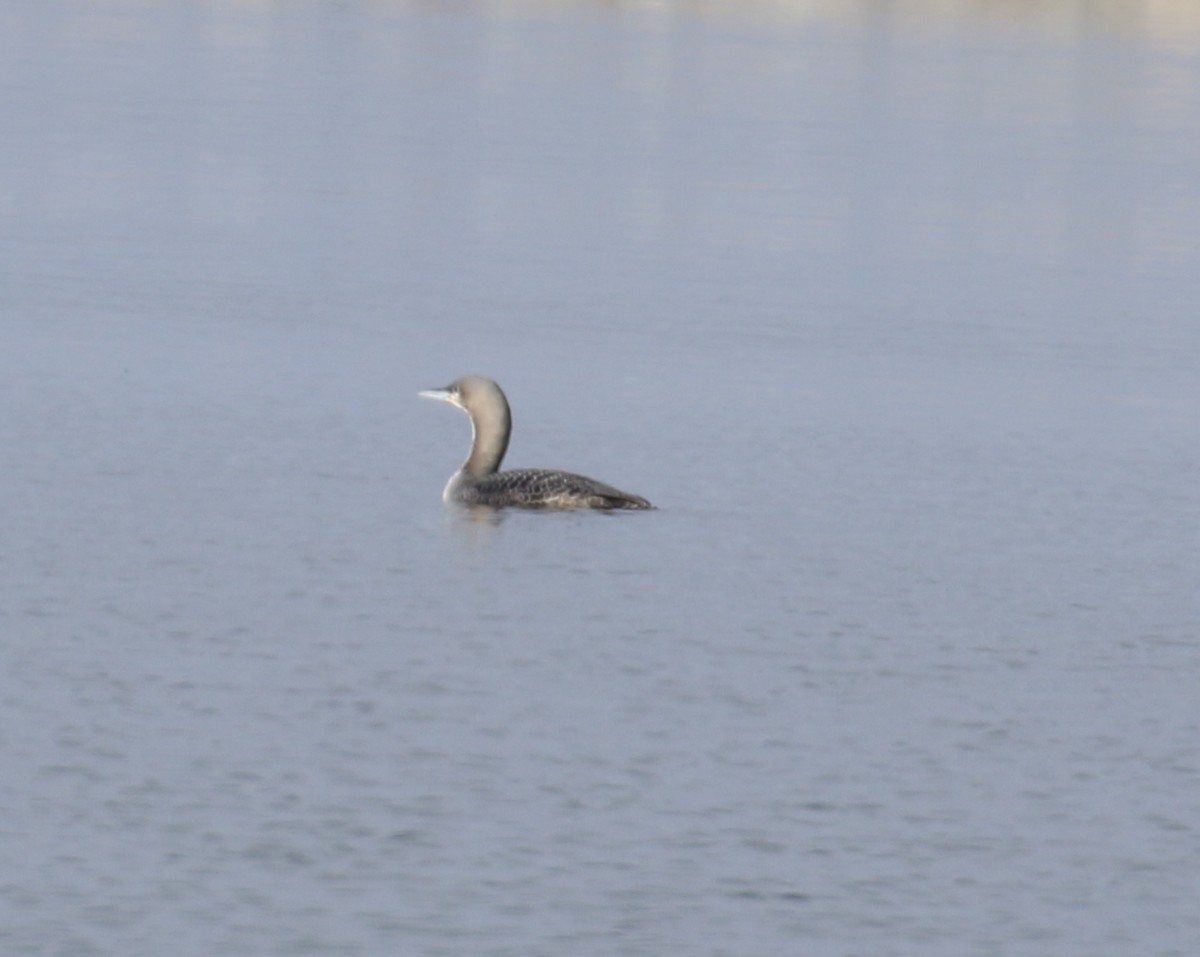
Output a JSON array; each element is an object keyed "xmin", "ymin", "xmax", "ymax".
[{"xmin": 463, "ymin": 401, "xmax": 511, "ymax": 476}]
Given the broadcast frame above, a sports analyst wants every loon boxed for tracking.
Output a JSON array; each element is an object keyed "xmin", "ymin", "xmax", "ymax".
[{"xmin": 419, "ymin": 375, "xmax": 653, "ymax": 510}]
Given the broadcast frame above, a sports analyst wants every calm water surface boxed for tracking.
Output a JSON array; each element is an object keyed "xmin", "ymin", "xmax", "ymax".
[{"xmin": 2, "ymin": 2, "xmax": 1198, "ymax": 955}]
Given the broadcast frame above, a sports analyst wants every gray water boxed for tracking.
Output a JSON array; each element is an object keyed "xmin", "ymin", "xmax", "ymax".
[{"xmin": 2, "ymin": 2, "xmax": 1199, "ymax": 955}]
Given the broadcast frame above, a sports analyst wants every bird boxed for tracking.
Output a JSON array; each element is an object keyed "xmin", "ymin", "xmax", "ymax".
[{"xmin": 419, "ymin": 374, "xmax": 653, "ymax": 510}]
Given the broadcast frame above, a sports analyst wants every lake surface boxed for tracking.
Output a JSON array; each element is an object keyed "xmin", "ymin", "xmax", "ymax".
[{"xmin": 2, "ymin": 2, "xmax": 1198, "ymax": 955}]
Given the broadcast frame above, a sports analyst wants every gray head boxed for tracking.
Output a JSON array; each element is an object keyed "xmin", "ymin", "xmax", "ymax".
[
  {"xmin": 419, "ymin": 374, "xmax": 512, "ymax": 475},
  {"xmin": 418, "ymin": 374, "xmax": 507, "ymax": 415}
]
